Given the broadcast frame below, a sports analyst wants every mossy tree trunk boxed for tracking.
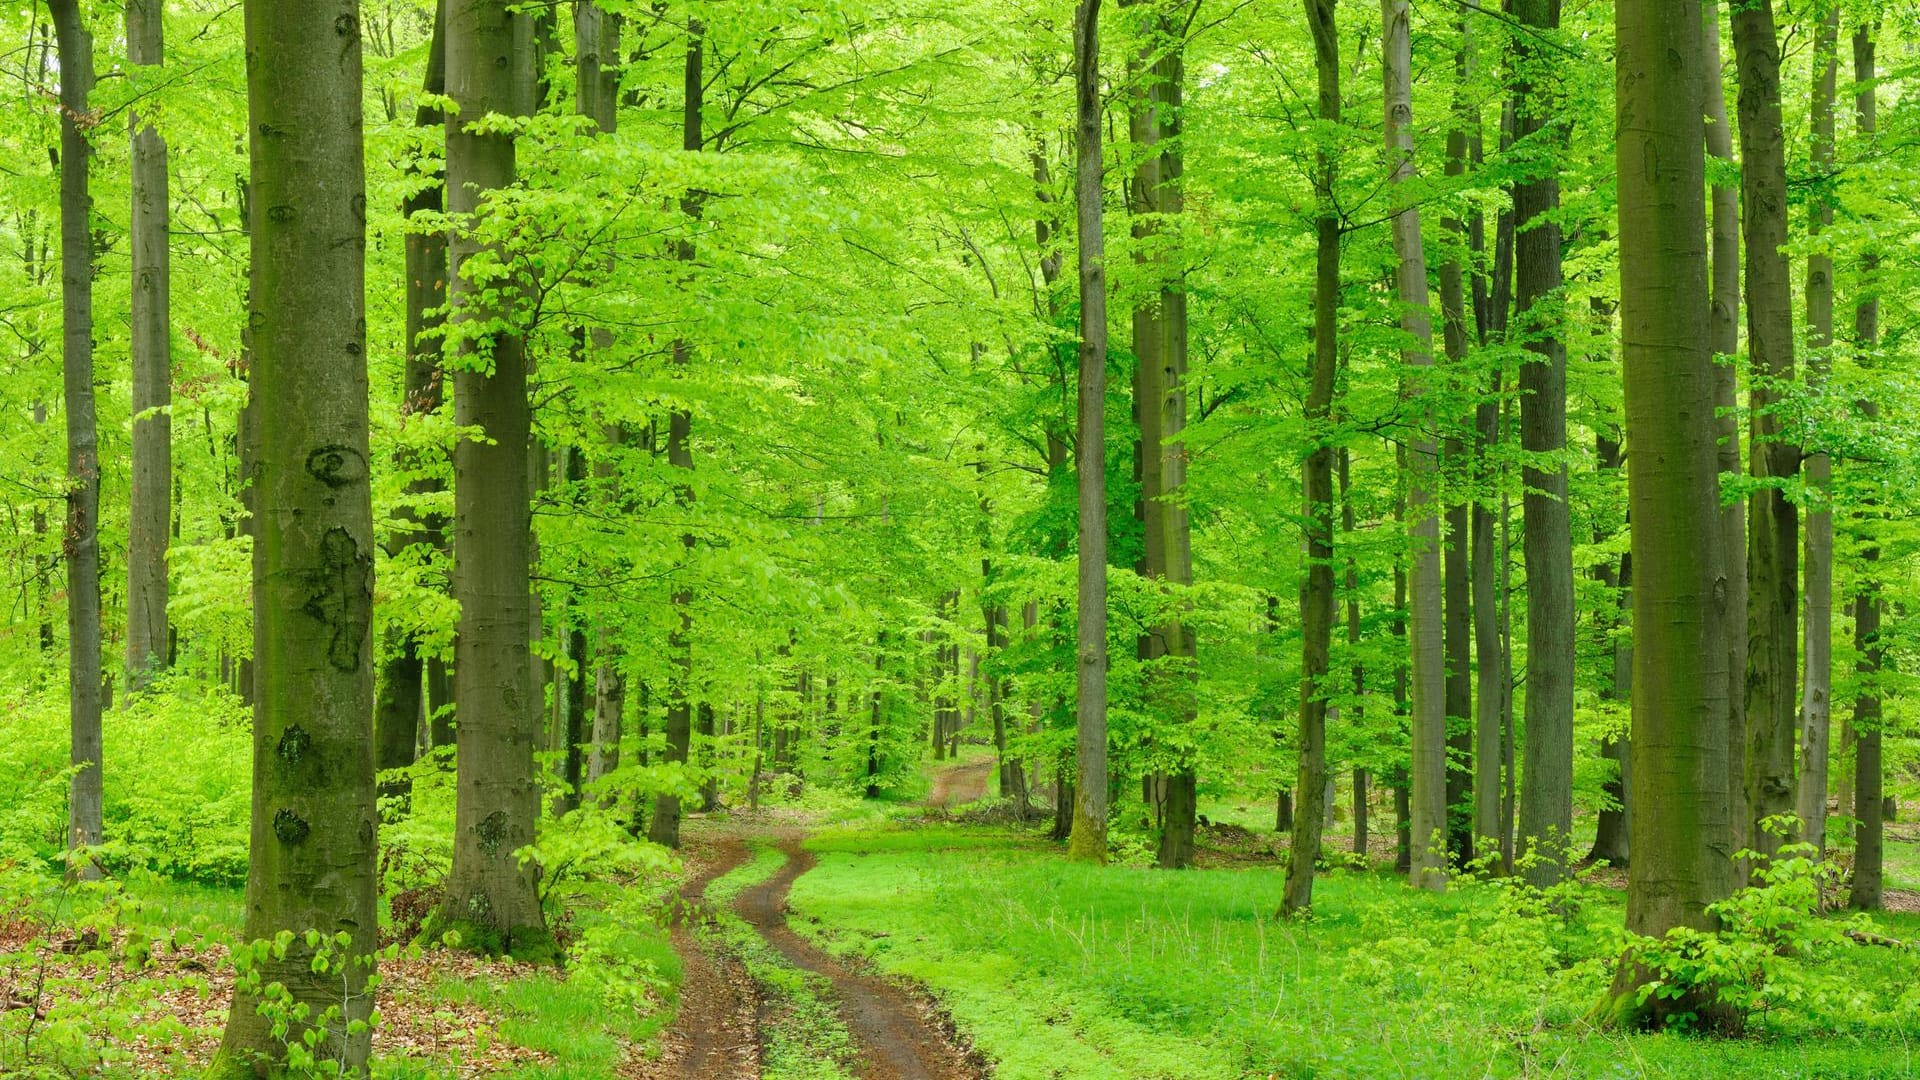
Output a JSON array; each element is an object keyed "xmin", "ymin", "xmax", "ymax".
[
  {"xmin": 214, "ymin": 1, "xmax": 379, "ymax": 1070},
  {"xmin": 1605, "ymin": 0, "xmax": 1736, "ymax": 1028},
  {"xmin": 438, "ymin": 0, "xmax": 552, "ymax": 959},
  {"xmin": 49, "ymin": 0, "xmax": 103, "ymax": 882}
]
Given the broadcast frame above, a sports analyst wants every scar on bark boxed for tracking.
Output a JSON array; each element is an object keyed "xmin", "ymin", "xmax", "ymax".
[{"xmin": 300, "ymin": 526, "xmax": 372, "ymax": 673}]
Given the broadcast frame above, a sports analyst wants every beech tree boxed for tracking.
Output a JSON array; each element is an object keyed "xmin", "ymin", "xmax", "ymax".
[
  {"xmin": 213, "ymin": 0, "xmax": 378, "ymax": 1070},
  {"xmin": 125, "ymin": 0, "xmax": 171, "ymax": 692}
]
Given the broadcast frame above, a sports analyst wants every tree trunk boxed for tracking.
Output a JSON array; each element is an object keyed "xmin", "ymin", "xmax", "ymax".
[
  {"xmin": 1283, "ymin": 0, "xmax": 1338, "ymax": 916},
  {"xmin": 1846, "ymin": 25, "xmax": 1880, "ymax": 911},
  {"xmin": 126, "ymin": 0, "xmax": 171, "ymax": 692},
  {"xmin": 1513, "ymin": 0, "xmax": 1574, "ymax": 887},
  {"xmin": 1382, "ymin": 0, "xmax": 1447, "ymax": 891},
  {"xmin": 1795, "ymin": 6, "xmax": 1839, "ymax": 856},
  {"xmin": 649, "ymin": 23, "xmax": 704, "ymax": 850},
  {"xmin": 213, "ymin": 1, "xmax": 378, "ymax": 1069},
  {"xmin": 1702, "ymin": 2, "xmax": 1748, "ymax": 860},
  {"xmin": 375, "ymin": 0, "xmax": 449, "ymax": 798},
  {"xmin": 1605, "ymin": 0, "xmax": 1736, "ymax": 1027},
  {"xmin": 49, "ymin": 0, "xmax": 102, "ymax": 882},
  {"xmin": 1342, "ymin": 451, "xmax": 1368, "ymax": 859},
  {"xmin": 1066, "ymin": 0, "xmax": 1109, "ymax": 865},
  {"xmin": 437, "ymin": 0, "xmax": 552, "ymax": 960},
  {"xmin": 1589, "ymin": 433, "xmax": 1631, "ymax": 867},
  {"xmin": 1732, "ymin": 0, "xmax": 1800, "ymax": 865},
  {"xmin": 1437, "ymin": 21, "xmax": 1476, "ymax": 864}
]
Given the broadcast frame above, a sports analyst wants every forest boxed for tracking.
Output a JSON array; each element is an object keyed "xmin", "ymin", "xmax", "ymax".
[{"xmin": 0, "ymin": 0, "xmax": 1917, "ymax": 1076}]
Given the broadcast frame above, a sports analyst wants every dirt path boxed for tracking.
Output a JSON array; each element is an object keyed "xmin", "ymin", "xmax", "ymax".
[
  {"xmin": 924, "ymin": 758, "xmax": 992, "ymax": 809},
  {"xmin": 646, "ymin": 835, "xmax": 761, "ymax": 1079},
  {"xmin": 735, "ymin": 833, "xmax": 982, "ymax": 1080}
]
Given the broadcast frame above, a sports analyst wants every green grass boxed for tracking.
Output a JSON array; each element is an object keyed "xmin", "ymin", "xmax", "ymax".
[{"xmin": 787, "ymin": 821, "xmax": 1920, "ymax": 1080}]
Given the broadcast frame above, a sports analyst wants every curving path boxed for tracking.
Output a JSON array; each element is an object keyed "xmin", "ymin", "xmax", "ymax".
[{"xmin": 647, "ymin": 835, "xmax": 761, "ymax": 1079}]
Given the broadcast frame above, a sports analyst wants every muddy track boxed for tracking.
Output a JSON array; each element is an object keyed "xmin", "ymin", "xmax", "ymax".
[
  {"xmin": 735, "ymin": 833, "xmax": 983, "ymax": 1080},
  {"xmin": 648, "ymin": 835, "xmax": 761, "ymax": 1079},
  {"xmin": 924, "ymin": 758, "xmax": 992, "ymax": 809}
]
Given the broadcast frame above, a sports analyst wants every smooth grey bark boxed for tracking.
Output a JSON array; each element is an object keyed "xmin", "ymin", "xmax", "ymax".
[
  {"xmin": 126, "ymin": 0, "xmax": 171, "ymax": 692},
  {"xmin": 1283, "ymin": 0, "xmax": 1337, "ymax": 916},
  {"xmin": 1513, "ymin": 0, "xmax": 1575, "ymax": 887},
  {"xmin": 1607, "ymin": 0, "xmax": 1736, "ymax": 1028},
  {"xmin": 438, "ymin": 0, "xmax": 552, "ymax": 959},
  {"xmin": 1702, "ymin": 4, "xmax": 1749, "ymax": 859},
  {"xmin": 1066, "ymin": 0, "xmax": 1109, "ymax": 864},
  {"xmin": 1732, "ymin": 0, "xmax": 1800, "ymax": 864},
  {"xmin": 213, "ymin": 1, "xmax": 378, "ymax": 1070},
  {"xmin": 1382, "ymin": 0, "xmax": 1447, "ymax": 891},
  {"xmin": 1795, "ymin": 5, "xmax": 1839, "ymax": 855},
  {"xmin": 49, "ymin": 0, "xmax": 102, "ymax": 882}
]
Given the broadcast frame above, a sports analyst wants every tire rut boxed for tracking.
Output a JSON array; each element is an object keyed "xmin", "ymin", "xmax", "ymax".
[
  {"xmin": 647, "ymin": 835, "xmax": 761, "ymax": 1079},
  {"xmin": 735, "ymin": 833, "xmax": 983, "ymax": 1080}
]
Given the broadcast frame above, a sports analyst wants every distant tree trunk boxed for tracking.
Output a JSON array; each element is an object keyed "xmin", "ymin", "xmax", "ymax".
[
  {"xmin": 375, "ymin": 1, "xmax": 449, "ymax": 798},
  {"xmin": 1795, "ymin": 6, "xmax": 1839, "ymax": 856},
  {"xmin": 1382, "ymin": 0, "xmax": 1447, "ymax": 891},
  {"xmin": 1283, "ymin": 0, "xmax": 1338, "ymax": 917},
  {"xmin": 1702, "ymin": 4, "xmax": 1748, "ymax": 859},
  {"xmin": 438, "ymin": 0, "xmax": 552, "ymax": 959},
  {"xmin": 699, "ymin": 701, "xmax": 720, "ymax": 810},
  {"xmin": 1846, "ymin": 25, "xmax": 1881, "ymax": 913},
  {"xmin": 1605, "ymin": 0, "xmax": 1736, "ymax": 1028},
  {"xmin": 1066, "ymin": 0, "xmax": 1110, "ymax": 865},
  {"xmin": 213, "ymin": 1, "xmax": 377, "ymax": 1069},
  {"xmin": 1588, "ymin": 432, "xmax": 1631, "ymax": 867},
  {"xmin": 1343, "ymin": 452, "xmax": 1369, "ymax": 859},
  {"xmin": 49, "ymin": 0, "xmax": 102, "ymax": 881},
  {"xmin": 1513, "ymin": 0, "xmax": 1574, "ymax": 887},
  {"xmin": 1437, "ymin": 20, "xmax": 1476, "ymax": 864},
  {"xmin": 126, "ymin": 0, "xmax": 171, "ymax": 692},
  {"xmin": 649, "ymin": 22, "xmax": 704, "ymax": 850},
  {"xmin": 1732, "ymin": 0, "xmax": 1800, "ymax": 865}
]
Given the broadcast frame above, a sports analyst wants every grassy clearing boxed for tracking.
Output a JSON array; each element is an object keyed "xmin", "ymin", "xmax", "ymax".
[{"xmin": 787, "ymin": 820, "xmax": 1920, "ymax": 1080}]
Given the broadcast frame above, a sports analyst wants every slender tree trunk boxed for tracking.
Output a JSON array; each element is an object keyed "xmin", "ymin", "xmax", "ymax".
[
  {"xmin": 375, "ymin": 1, "xmax": 449, "ymax": 798},
  {"xmin": 1341, "ymin": 452, "xmax": 1368, "ymax": 859},
  {"xmin": 1588, "ymin": 432, "xmax": 1631, "ymax": 867},
  {"xmin": 126, "ymin": 0, "xmax": 171, "ymax": 692},
  {"xmin": 1846, "ymin": 24, "xmax": 1881, "ymax": 912},
  {"xmin": 648, "ymin": 23, "xmax": 704, "ymax": 850},
  {"xmin": 1702, "ymin": 3, "xmax": 1748, "ymax": 860},
  {"xmin": 1437, "ymin": 20, "xmax": 1477, "ymax": 864},
  {"xmin": 1066, "ymin": 0, "xmax": 1109, "ymax": 865},
  {"xmin": 1732, "ymin": 0, "xmax": 1800, "ymax": 864},
  {"xmin": 1283, "ymin": 0, "xmax": 1338, "ymax": 916},
  {"xmin": 1795, "ymin": 5, "xmax": 1839, "ymax": 855},
  {"xmin": 1605, "ymin": 0, "xmax": 1736, "ymax": 1027},
  {"xmin": 438, "ymin": 0, "xmax": 552, "ymax": 959},
  {"xmin": 1513, "ymin": 0, "xmax": 1574, "ymax": 887},
  {"xmin": 1382, "ymin": 0, "xmax": 1447, "ymax": 891},
  {"xmin": 213, "ymin": 1, "xmax": 377, "ymax": 1069},
  {"xmin": 49, "ymin": 0, "xmax": 102, "ymax": 881}
]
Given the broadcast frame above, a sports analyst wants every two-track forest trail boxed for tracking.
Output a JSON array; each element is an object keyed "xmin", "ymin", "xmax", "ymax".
[{"xmin": 645, "ymin": 760, "xmax": 992, "ymax": 1079}]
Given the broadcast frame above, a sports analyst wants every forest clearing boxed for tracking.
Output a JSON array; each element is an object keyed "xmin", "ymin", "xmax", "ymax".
[{"xmin": 2, "ymin": 0, "xmax": 1920, "ymax": 1076}]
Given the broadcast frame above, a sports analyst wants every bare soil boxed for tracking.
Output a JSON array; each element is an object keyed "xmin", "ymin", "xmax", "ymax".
[
  {"xmin": 924, "ymin": 758, "xmax": 992, "ymax": 809},
  {"xmin": 643, "ymin": 833, "xmax": 761, "ymax": 1079}
]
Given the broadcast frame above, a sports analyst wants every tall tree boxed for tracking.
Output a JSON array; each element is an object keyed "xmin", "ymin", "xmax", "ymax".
[
  {"xmin": 437, "ymin": 0, "xmax": 553, "ymax": 958},
  {"xmin": 1605, "ymin": 0, "xmax": 1736, "ymax": 1027},
  {"xmin": 647, "ymin": 20, "xmax": 703, "ymax": 850},
  {"xmin": 375, "ymin": 0, "xmax": 449, "ymax": 791},
  {"xmin": 1795, "ymin": 3, "xmax": 1840, "ymax": 855},
  {"xmin": 213, "ymin": 0, "xmax": 378, "ymax": 1070},
  {"xmin": 1283, "ymin": 0, "xmax": 1338, "ymax": 916},
  {"xmin": 1512, "ymin": 0, "xmax": 1575, "ymax": 887},
  {"xmin": 48, "ymin": 0, "xmax": 102, "ymax": 881},
  {"xmin": 1436, "ymin": 17, "xmax": 1476, "ymax": 863},
  {"xmin": 126, "ymin": 0, "xmax": 171, "ymax": 692},
  {"xmin": 1846, "ymin": 24, "xmax": 1882, "ymax": 912},
  {"xmin": 1731, "ymin": 0, "xmax": 1800, "ymax": 862},
  {"xmin": 1702, "ymin": 0, "xmax": 1748, "ymax": 858},
  {"xmin": 1381, "ymin": 0, "xmax": 1447, "ymax": 891},
  {"xmin": 1066, "ymin": 0, "xmax": 1110, "ymax": 865}
]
